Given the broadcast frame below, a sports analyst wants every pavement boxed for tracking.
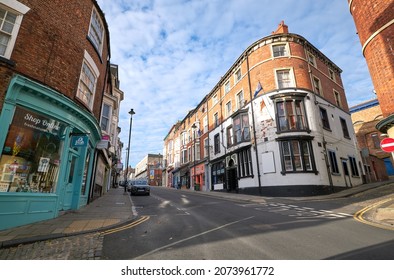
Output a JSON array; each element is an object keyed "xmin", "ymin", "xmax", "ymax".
[{"xmin": 0, "ymin": 180, "xmax": 393, "ymax": 249}]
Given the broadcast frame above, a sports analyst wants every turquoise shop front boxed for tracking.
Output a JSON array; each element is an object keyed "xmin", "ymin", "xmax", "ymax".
[{"xmin": 0, "ymin": 75, "xmax": 101, "ymax": 230}]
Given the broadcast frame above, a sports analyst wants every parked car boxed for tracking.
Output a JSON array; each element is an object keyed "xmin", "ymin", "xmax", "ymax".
[{"xmin": 128, "ymin": 179, "xmax": 150, "ymax": 196}]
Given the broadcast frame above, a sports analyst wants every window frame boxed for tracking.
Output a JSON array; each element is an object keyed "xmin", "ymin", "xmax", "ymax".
[
  {"xmin": 88, "ymin": 7, "xmax": 105, "ymax": 56},
  {"xmin": 275, "ymin": 68, "xmax": 294, "ymax": 89},
  {"xmin": 100, "ymin": 103, "xmax": 111, "ymax": 132},
  {"xmin": 319, "ymin": 107, "xmax": 331, "ymax": 131},
  {"xmin": 278, "ymin": 138, "xmax": 316, "ymax": 174},
  {"xmin": 234, "ymin": 68, "xmax": 242, "ymax": 84},
  {"xmin": 272, "ymin": 43, "xmax": 289, "ymax": 57},
  {"xmin": 224, "ymin": 80, "xmax": 230, "ymax": 94},
  {"xmin": 232, "ymin": 112, "xmax": 250, "ymax": 145},
  {"xmin": 313, "ymin": 76, "xmax": 322, "ymax": 96},
  {"xmin": 308, "ymin": 52, "xmax": 316, "ymax": 67},
  {"xmin": 340, "ymin": 117, "xmax": 350, "ymax": 139},
  {"xmin": 76, "ymin": 51, "xmax": 100, "ymax": 110},
  {"xmin": 214, "ymin": 133, "xmax": 220, "ymax": 154},
  {"xmin": 236, "ymin": 90, "xmax": 244, "ymax": 110},
  {"xmin": 274, "ymin": 96, "xmax": 308, "ymax": 133},
  {"xmin": 225, "ymin": 100, "xmax": 232, "ymax": 118},
  {"xmin": 0, "ymin": 1, "xmax": 29, "ymax": 60},
  {"xmin": 349, "ymin": 156, "xmax": 359, "ymax": 177},
  {"xmin": 237, "ymin": 148, "xmax": 254, "ymax": 178},
  {"xmin": 328, "ymin": 150, "xmax": 340, "ymax": 174}
]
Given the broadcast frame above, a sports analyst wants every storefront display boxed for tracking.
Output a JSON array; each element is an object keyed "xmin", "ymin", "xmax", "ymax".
[{"xmin": 0, "ymin": 106, "xmax": 66, "ymax": 193}]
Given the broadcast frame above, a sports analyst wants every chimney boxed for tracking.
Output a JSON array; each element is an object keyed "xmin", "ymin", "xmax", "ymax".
[{"xmin": 272, "ymin": 20, "xmax": 289, "ymax": 34}]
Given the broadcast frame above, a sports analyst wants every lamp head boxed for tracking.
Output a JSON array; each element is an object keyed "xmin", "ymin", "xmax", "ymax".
[{"xmin": 129, "ymin": 109, "xmax": 135, "ymax": 116}]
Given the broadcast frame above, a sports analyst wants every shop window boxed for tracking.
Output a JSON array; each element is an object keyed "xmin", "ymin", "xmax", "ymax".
[
  {"xmin": 237, "ymin": 148, "xmax": 253, "ymax": 177},
  {"xmin": 212, "ymin": 161, "xmax": 225, "ymax": 184},
  {"xmin": 0, "ymin": 107, "xmax": 66, "ymax": 193},
  {"xmin": 328, "ymin": 150, "xmax": 340, "ymax": 174}
]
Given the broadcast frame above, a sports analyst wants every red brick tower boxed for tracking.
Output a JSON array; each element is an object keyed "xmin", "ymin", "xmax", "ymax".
[{"xmin": 348, "ymin": 0, "xmax": 394, "ymax": 135}]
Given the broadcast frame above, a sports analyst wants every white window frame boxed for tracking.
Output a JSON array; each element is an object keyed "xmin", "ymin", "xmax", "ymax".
[
  {"xmin": 100, "ymin": 103, "xmax": 111, "ymax": 132},
  {"xmin": 328, "ymin": 68, "xmax": 336, "ymax": 81},
  {"xmin": 308, "ymin": 52, "xmax": 316, "ymax": 67},
  {"xmin": 0, "ymin": 0, "xmax": 29, "ymax": 59},
  {"xmin": 275, "ymin": 68, "xmax": 295, "ymax": 89},
  {"xmin": 88, "ymin": 7, "xmax": 104, "ymax": 55},
  {"xmin": 204, "ymin": 138, "xmax": 209, "ymax": 158},
  {"xmin": 214, "ymin": 112, "xmax": 219, "ymax": 127},
  {"xmin": 203, "ymin": 116, "xmax": 208, "ymax": 133},
  {"xmin": 271, "ymin": 43, "xmax": 289, "ymax": 57},
  {"xmin": 77, "ymin": 50, "xmax": 100, "ymax": 110},
  {"xmin": 313, "ymin": 76, "xmax": 322, "ymax": 95},
  {"xmin": 236, "ymin": 90, "xmax": 244, "ymax": 110},
  {"xmin": 234, "ymin": 68, "xmax": 241, "ymax": 84},
  {"xmin": 225, "ymin": 100, "xmax": 232, "ymax": 118},
  {"xmin": 224, "ymin": 80, "xmax": 230, "ymax": 94},
  {"xmin": 334, "ymin": 90, "xmax": 341, "ymax": 107}
]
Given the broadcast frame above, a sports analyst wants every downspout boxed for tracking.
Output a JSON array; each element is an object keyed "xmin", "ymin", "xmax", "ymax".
[{"xmin": 246, "ymin": 54, "xmax": 262, "ymax": 194}]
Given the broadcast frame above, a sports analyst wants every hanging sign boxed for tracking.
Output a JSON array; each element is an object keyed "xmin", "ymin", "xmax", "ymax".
[{"xmin": 71, "ymin": 135, "xmax": 89, "ymax": 148}]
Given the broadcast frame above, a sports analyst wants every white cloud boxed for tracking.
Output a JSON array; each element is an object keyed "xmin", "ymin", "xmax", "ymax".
[{"xmin": 97, "ymin": 0, "xmax": 374, "ymax": 166}]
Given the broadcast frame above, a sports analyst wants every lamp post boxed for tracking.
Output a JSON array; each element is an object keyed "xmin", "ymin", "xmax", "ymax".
[
  {"xmin": 191, "ymin": 123, "xmax": 197, "ymax": 191},
  {"xmin": 124, "ymin": 109, "xmax": 135, "ymax": 193}
]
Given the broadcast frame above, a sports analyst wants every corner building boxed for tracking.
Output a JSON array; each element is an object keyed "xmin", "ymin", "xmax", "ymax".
[
  {"xmin": 0, "ymin": 0, "xmax": 111, "ymax": 230},
  {"xmin": 347, "ymin": 0, "xmax": 394, "ymax": 138},
  {"xmin": 163, "ymin": 22, "xmax": 363, "ymax": 195}
]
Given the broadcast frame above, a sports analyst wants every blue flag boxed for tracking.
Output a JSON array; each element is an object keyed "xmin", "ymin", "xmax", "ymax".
[{"xmin": 254, "ymin": 81, "xmax": 262, "ymax": 97}]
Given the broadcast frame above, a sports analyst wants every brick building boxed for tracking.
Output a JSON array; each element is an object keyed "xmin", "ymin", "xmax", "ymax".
[
  {"xmin": 163, "ymin": 22, "xmax": 363, "ymax": 196},
  {"xmin": 0, "ymin": 0, "xmax": 117, "ymax": 230},
  {"xmin": 350, "ymin": 99, "xmax": 390, "ymax": 182},
  {"xmin": 348, "ymin": 0, "xmax": 394, "ymax": 138}
]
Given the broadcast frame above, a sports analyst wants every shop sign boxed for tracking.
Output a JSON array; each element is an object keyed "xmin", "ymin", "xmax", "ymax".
[{"xmin": 71, "ymin": 135, "xmax": 88, "ymax": 147}]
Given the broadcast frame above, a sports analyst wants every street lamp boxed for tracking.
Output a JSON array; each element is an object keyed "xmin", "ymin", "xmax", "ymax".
[
  {"xmin": 191, "ymin": 123, "xmax": 197, "ymax": 191},
  {"xmin": 124, "ymin": 108, "xmax": 135, "ymax": 193}
]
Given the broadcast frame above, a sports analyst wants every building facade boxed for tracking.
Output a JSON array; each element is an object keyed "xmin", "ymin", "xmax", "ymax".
[
  {"xmin": 350, "ymin": 99, "xmax": 392, "ymax": 180},
  {"xmin": 0, "ymin": 0, "xmax": 113, "ymax": 230},
  {"xmin": 163, "ymin": 22, "xmax": 363, "ymax": 196},
  {"xmin": 135, "ymin": 154, "xmax": 163, "ymax": 186},
  {"xmin": 348, "ymin": 0, "xmax": 394, "ymax": 139}
]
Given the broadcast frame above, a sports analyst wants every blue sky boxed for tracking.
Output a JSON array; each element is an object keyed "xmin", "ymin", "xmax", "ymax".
[{"xmin": 96, "ymin": 0, "xmax": 376, "ymax": 168}]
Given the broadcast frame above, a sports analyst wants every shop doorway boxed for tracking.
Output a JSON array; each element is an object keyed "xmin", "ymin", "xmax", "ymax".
[
  {"xmin": 226, "ymin": 159, "xmax": 238, "ymax": 192},
  {"xmin": 62, "ymin": 151, "xmax": 79, "ymax": 210}
]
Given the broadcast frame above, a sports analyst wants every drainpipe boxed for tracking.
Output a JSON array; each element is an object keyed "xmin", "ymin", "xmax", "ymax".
[{"xmin": 246, "ymin": 55, "xmax": 262, "ymax": 194}]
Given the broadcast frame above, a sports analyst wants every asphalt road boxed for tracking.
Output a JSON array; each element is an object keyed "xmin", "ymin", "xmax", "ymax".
[{"xmin": 101, "ymin": 187, "xmax": 394, "ymax": 260}]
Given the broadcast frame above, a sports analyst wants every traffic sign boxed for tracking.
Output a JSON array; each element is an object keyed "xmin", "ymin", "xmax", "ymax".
[{"xmin": 380, "ymin": 137, "xmax": 394, "ymax": 152}]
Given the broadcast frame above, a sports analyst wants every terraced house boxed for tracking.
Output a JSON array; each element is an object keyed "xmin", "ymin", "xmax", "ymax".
[
  {"xmin": 0, "ymin": 0, "xmax": 122, "ymax": 230},
  {"xmin": 163, "ymin": 21, "xmax": 363, "ymax": 196}
]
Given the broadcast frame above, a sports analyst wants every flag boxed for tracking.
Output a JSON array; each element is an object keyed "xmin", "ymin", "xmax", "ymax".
[{"xmin": 254, "ymin": 81, "xmax": 262, "ymax": 97}]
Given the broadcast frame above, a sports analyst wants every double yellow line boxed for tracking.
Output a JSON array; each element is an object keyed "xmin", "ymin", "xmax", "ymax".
[
  {"xmin": 102, "ymin": 216, "xmax": 150, "ymax": 235},
  {"xmin": 354, "ymin": 198, "xmax": 393, "ymax": 231}
]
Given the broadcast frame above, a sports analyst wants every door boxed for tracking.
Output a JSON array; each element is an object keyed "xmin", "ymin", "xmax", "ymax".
[{"xmin": 62, "ymin": 152, "xmax": 79, "ymax": 210}]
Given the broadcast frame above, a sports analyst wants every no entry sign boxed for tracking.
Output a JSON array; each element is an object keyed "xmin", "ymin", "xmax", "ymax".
[{"xmin": 380, "ymin": 137, "xmax": 394, "ymax": 152}]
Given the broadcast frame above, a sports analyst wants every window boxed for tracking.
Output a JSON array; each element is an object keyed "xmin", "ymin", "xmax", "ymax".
[
  {"xmin": 329, "ymin": 68, "xmax": 336, "ymax": 81},
  {"xmin": 204, "ymin": 138, "xmax": 209, "ymax": 158},
  {"xmin": 340, "ymin": 117, "xmax": 350, "ymax": 139},
  {"xmin": 371, "ymin": 133, "xmax": 380, "ymax": 149},
  {"xmin": 334, "ymin": 90, "xmax": 341, "ymax": 107},
  {"xmin": 224, "ymin": 80, "xmax": 230, "ymax": 94},
  {"xmin": 0, "ymin": 2, "xmax": 29, "ymax": 59},
  {"xmin": 308, "ymin": 53, "xmax": 316, "ymax": 67},
  {"xmin": 319, "ymin": 107, "xmax": 330, "ymax": 130},
  {"xmin": 214, "ymin": 133, "xmax": 220, "ymax": 154},
  {"xmin": 236, "ymin": 90, "xmax": 244, "ymax": 110},
  {"xmin": 313, "ymin": 77, "xmax": 322, "ymax": 95},
  {"xmin": 213, "ymin": 93, "xmax": 218, "ymax": 105},
  {"xmin": 226, "ymin": 125, "xmax": 233, "ymax": 147},
  {"xmin": 214, "ymin": 112, "xmax": 219, "ymax": 127},
  {"xmin": 276, "ymin": 69, "xmax": 293, "ymax": 89},
  {"xmin": 212, "ymin": 162, "xmax": 225, "ymax": 184},
  {"xmin": 233, "ymin": 113, "xmax": 250, "ymax": 144},
  {"xmin": 279, "ymin": 139, "xmax": 314, "ymax": 173},
  {"xmin": 234, "ymin": 68, "xmax": 241, "ymax": 83},
  {"xmin": 88, "ymin": 8, "xmax": 104, "ymax": 55},
  {"xmin": 195, "ymin": 142, "xmax": 200, "ymax": 161},
  {"xmin": 0, "ymin": 106, "xmax": 66, "ymax": 193},
  {"xmin": 225, "ymin": 101, "xmax": 232, "ymax": 118},
  {"xmin": 203, "ymin": 116, "xmax": 208, "ymax": 133},
  {"xmin": 77, "ymin": 51, "xmax": 99, "ymax": 110},
  {"xmin": 349, "ymin": 156, "xmax": 359, "ymax": 177},
  {"xmin": 100, "ymin": 103, "xmax": 111, "ymax": 132},
  {"xmin": 328, "ymin": 150, "xmax": 339, "ymax": 174},
  {"xmin": 181, "ymin": 149, "xmax": 187, "ymax": 164},
  {"xmin": 275, "ymin": 99, "xmax": 307, "ymax": 132},
  {"xmin": 238, "ymin": 148, "xmax": 253, "ymax": 177},
  {"xmin": 181, "ymin": 132, "xmax": 187, "ymax": 146},
  {"xmin": 272, "ymin": 44, "xmax": 288, "ymax": 57}
]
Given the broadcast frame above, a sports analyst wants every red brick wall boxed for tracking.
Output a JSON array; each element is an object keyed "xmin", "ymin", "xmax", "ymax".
[
  {"xmin": 0, "ymin": 0, "xmax": 109, "ymax": 120},
  {"xmin": 349, "ymin": 0, "xmax": 394, "ymax": 117}
]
